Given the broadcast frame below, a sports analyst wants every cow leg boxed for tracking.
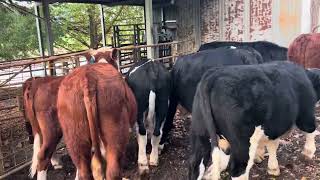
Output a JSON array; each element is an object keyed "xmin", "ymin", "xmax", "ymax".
[
  {"xmin": 150, "ymin": 97, "xmax": 168, "ymax": 166},
  {"xmin": 136, "ymin": 110, "xmax": 149, "ymax": 174},
  {"xmin": 254, "ymin": 138, "xmax": 266, "ymax": 163},
  {"xmin": 36, "ymin": 112, "xmax": 63, "ymax": 180},
  {"xmin": 160, "ymin": 94, "xmax": 178, "ymax": 147},
  {"xmin": 203, "ymin": 147, "xmax": 230, "ymax": 180},
  {"xmin": 51, "ymin": 151, "xmax": 63, "ymax": 169},
  {"xmin": 74, "ymin": 169, "xmax": 79, "ymax": 180},
  {"xmin": 265, "ymin": 139, "xmax": 280, "ymax": 176},
  {"xmin": 302, "ymin": 131, "xmax": 317, "ymax": 159},
  {"xmin": 231, "ymin": 126, "xmax": 264, "ymax": 180},
  {"xmin": 61, "ymin": 125, "xmax": 93, "ymax": 179},
  {"xmin": 188, "ymin": 133, "xmax": 211, "ymax": 180},
  {"xmin": 296, "ymin": 113, "xmax": 317, "ymax": 159},
  {"xmin": 101, "ymin": 115, "xmax": 129, "ymax": 180},
  {"xmin": 30, "ymin": 133, "xmax": 41, "ymax": 178}
]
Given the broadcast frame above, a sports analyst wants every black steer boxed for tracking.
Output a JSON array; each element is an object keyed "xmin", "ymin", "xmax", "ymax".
[
  {"xmin": 198, "ymin": 41, "xmax": 288, "ymax": 62},
  {"xmin": 189, "ymin": 61, "xmax": 318, "ymax": 180},
  {"xmin": 126, "ymin": 59, "xmax": 171, "ymax": 174},
  {"xmin": 160, "ymin": 47, "xmax": 262, "ymax": 145}
]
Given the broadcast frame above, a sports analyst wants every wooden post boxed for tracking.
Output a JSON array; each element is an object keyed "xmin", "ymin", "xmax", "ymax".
[
  {"xmin": 43, "ymin": 1, "xmax": 55, "ymax": 76},
  {"xmin": 34, "ymin": 3, "xmax": 47, "ymax": 76},
  {"xmin": 145, "ymin": 0, "xmax": 155, "ymax": 59}
]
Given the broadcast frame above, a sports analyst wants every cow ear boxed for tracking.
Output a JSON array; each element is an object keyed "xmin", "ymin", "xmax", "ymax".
[{"xmin": 110, "ymin": 48, "xmax": 118, "ymax": 60}]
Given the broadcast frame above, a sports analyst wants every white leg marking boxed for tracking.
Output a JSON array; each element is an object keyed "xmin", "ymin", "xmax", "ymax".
[
  {"xmin": 74, "ymin": 169, "xmax": 79, "ymax": 180},
  {"xmin": 150, "ymin": 134, "xmax": 161, "ymax": 166},
  {"xmin": 137, "ymin": 132, "xmax": 148, "ymax": 174},
  {"xmin": 254, "ymin": 138, "xmax": 267, "ymax": 163},
  {"xmin": 37, "ymin": 169, "xmax": 47, "ymax": 180},
  {"xmin": 51, "ymin": 152, "xmax": 63, "ymax": 169},
  {"xmin": 302, "ymin": 131, "xmax": 317, "ymax": 159},
  {"xmin": 30, "ymin": 133, "xmax": 41, "ymax": 178},
  {"xmin": 266, "ymin": 139, "xmax": 280, "ymax": 176},
  {"xmin": 197, "ymin": 159, "xmax": 205, "ymax": 180},
  {"xmin": 150, "ymin": 120, "xmax": 165, "ymax": 166},
  {"xmin": 232, "ymin": 126, "xmax": 264, "ymax": 180},
  {"xmin": 203, "ymin": 147, "xmax": 230, "ymax": 180}
]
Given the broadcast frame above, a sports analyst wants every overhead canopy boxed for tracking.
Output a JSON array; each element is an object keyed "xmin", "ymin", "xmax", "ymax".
[{"xmin": 16, "ymin": 0, "xmax": 175, "ymax": 6}]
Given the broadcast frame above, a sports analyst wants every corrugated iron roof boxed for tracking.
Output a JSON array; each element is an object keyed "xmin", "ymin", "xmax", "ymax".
[{"xmin": 16, "ymin": 0, "xmax": 174, "ymax": 6}]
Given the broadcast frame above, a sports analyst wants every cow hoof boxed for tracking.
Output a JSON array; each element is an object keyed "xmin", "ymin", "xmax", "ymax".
[
  {"xmin": 254, "ymin": 156, "xmax": 264, "ymax": 164},
  {"xmin": 138, "ymin": 164, "xmax": 149, "ymax": 175},
  {"xmin": 53, "ymin": 164, "xmax": 63, "ymax": 170},
  {"xmin": 149, "ymin": 158, "xmax": 158, "ymax": 166},
  {"xmin": 302, "ymin": 149, "xmax": 315, "ymax": 159},
  {"xmin": 268, "ymin": 167, "xmax": 280, "ymax": 176},
  {"xmin": 159, "ymin": 144, "xmax": 164, "ymax": 154}
]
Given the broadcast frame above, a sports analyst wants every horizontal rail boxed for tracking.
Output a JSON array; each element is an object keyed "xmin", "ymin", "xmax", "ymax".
[
  {"xmin": 0, "ymin": 41, "xmax": 190, "ymax": 70},
  {"xmin": 0, "ymin": 50, "xmax": 91, "ymax": 70}
]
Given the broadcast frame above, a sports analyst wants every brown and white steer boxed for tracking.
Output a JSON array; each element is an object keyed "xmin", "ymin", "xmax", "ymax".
[
  {"xmin": 23, "ymin": 76, "xmax": 64, "ymax": 179},
  {"xmin": 57, "ymin": 62, "xmax": 137, "ymax": 180},
  {"xmin": 23, "ymin": 48, "xmax": 119, "ymax": 180}
]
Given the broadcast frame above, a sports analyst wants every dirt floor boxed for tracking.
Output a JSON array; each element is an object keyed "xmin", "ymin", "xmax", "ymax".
[{"xmin": 6, "ymin": 109, "xmax": 320, "ymax": 180}]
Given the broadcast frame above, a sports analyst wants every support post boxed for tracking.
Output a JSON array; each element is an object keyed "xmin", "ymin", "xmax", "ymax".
[
  {"xmin": 43, "ymin": 1, "xmax": 55, "ymax": 76},
  {"xmin": 194, "ymin": 0, "xmax": 201, "ymax": 50},
  {"xmin": 100, "ymin": 5, "xmax": 107, "ymax": 47},
  {"xmin": 145, "ymin": 0, "xmax": 155, "ymax": 59},
  {"xmin": 34, "ymin": 3, "xmax": 47, "ymax": 76}
]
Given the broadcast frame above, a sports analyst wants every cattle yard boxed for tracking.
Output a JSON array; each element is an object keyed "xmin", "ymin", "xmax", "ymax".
[
  {"xmin": 2, "ymin": 0, "xmax": 320, "ymax": 180},
  {"xmin": 0, "ymin": 41, "xmax": 192, "ymax": 179},
  {"xmin": 0, "ymin": 44, "xmax": 320, "ymax": 180},
  {"xmin": 5, "ymin": 108, "xmax": 320, "ymax": 180}
]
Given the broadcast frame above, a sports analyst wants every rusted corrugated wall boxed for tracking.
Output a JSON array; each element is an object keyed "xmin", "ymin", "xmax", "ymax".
[
  {"xmin": 175, "ymin": 0, "xmax": 198, "ymax": 52},
  {"xmin": 250, "ymin": 0, "xmax": 272, "ymax": 40},
  {"xmin": 200, "ymin": 0, "xmax": 273, "ymax": 43},
  {"xmin": 224, "ymin": 0, "xmax": 245, "ymax": 41},
  {"xmin": 200, "ymin": 0, "xmax": 220, "ymax": 42}
]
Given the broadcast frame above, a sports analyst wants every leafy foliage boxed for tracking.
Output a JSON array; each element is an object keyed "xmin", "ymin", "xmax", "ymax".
[
  {"xmin": 0, "ymin": 5, "xmax": 38, "ymax": 60},
  {"xmin": 0, "ymin": 1, "xmax": 144, "ymax": 60}
]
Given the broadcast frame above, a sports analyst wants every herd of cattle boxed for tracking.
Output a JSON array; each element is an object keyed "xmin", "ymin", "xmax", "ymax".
[{"xmin": 22, "ymin": 34, "xmax": 320, "ymax": 180}]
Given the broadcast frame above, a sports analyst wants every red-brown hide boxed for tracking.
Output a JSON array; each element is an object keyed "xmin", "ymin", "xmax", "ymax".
[
  {"xmin": 22, "ymin": 76, "xmax": 64, "ymax": 171},
  {"xmin": 288, "ymin": 33, "xmax": 320, "ymax": 68},
  {"xmin": 57, "ymin": 63, "xmax": 137, "ymax": 180}
]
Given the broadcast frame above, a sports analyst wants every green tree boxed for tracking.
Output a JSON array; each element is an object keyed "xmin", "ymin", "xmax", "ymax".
[
  {"xmin": 0, "ymin": 4, "xmax": 38, "ymax": 60},
  {"xmin": 0, "ymin": 2, "xmax": 144, "ymax": 60},
  {"xmin": 51, "ymin": 4, "xmax": 144, "ymax": 50}
]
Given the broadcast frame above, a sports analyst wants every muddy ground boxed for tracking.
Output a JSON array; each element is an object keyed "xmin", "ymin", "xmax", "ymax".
[{"xmin": 6, "ymin": 110, "xmax": 320, "ymax": 180}]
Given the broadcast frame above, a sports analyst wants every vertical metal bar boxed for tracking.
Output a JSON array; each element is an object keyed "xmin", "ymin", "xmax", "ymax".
[
  {"xmin": 145, "ymin": 0, "xmax": 155, "ymax": 59},
  {"xmin": 34, "ymin": 3, "xmax": 47, "ymax": 76},
  {"xmin": 100, "ymin": 5, "xmax": 107, "ymax": 47},
  {"xmin": 194, "ymin": 0, "xmax": 201, "ymax": 50},
  {"xmin": 43, "ymin": 1, "xmax": 55, "ymax": 76}
]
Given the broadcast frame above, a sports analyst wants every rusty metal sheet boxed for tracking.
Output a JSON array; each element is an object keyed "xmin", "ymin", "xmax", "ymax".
[
  {"xmin": 224, "ymin": 0, "xmax": 245, "ymax": 41},
  {"xmin": 200, "ymin": 0, "xmax": 220, "ymax": 43},
  {"xmin": 250, "ymin": 0, "xmax": 272, "ymax": 40}
]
